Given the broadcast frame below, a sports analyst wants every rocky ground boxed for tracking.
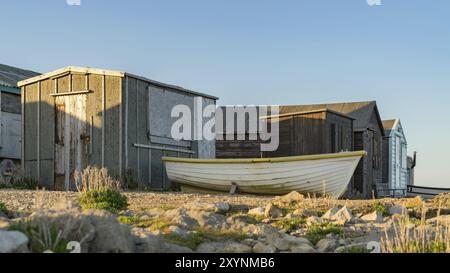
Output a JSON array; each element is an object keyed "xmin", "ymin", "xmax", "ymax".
[{"xmin": 1, "ymin": 189, "xmax": 450, "ymax": 253}]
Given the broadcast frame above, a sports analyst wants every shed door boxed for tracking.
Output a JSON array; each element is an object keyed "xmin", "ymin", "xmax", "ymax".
[{"xmin": 54, "ymin": 95, "xmax": 88, "ymax": 191}]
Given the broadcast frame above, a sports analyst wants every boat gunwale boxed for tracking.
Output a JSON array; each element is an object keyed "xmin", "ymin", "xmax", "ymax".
[{"xmin": 162, "ymin": 151, "xmax": 367, "ymax": 164}]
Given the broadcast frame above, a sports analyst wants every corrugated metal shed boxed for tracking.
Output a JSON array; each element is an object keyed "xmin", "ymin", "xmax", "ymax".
[{"xmin": 0, "ymin": 64, "xmax": 40, "ymax": 90}]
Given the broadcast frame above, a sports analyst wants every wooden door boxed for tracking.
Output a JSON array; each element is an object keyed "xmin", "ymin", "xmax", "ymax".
[{"xmin": 54, "ymin": 95, "xmax": 88, "ymax": 191}]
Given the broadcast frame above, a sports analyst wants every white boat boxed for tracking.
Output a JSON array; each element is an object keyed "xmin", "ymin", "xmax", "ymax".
[
  {"xmin": 162, "ymin": 151, "xmax": 366, "ymax": 198},
  {"xmin": 407, "ymin": 185, "xmax": 450, "ymax": 199}
]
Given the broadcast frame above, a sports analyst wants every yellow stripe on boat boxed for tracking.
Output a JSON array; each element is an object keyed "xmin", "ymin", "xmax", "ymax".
[{"xmin": 162, "ymin": 151, "xmax": 367, "ymax": 164}]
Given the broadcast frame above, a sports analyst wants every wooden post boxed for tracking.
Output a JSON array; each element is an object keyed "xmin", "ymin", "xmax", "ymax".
[
  {"xmin": 37, "ymin": 81, "xmax": 41, "ymax": 181},
  {"xmin": 21, "ymin": 87, "xmax": 25, "ymax": 173},
  {"xmin": 101, "ymin": 75, "xmax": 105, "ymax": 167}
]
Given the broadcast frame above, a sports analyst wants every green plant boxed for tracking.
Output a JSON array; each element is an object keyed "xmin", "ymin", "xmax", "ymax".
[
  {"xmin": 118, "ymin": 215, "xmax": 172, "ymax": 232},
  {"xmin": 372, "ymin": 202, "xmax": 389, "ymax": 217},
  {"xmin": 0, "ymin": 201, "xmax": 9, "ymax": 217},
  {"xmin": 9, "ymin": 221, "xmax": 70, "ymax": 253},
  {"xmin": 273, "ymin": 218, "xmax": 305, "ymax": 232},
  {"xmin": 164, "ymin": 228, "xmax": 248, "ymax": 250},
  {"xmin": 337, "ymin": 245, "xmax": 372, "ymax": 253},
  {"xmin": 79, "ymin": 189, "xmax": 128, "ymax": 213},
  {"xmin": 381, "ymin": 214, "xmax": 450, "ymax": 253},
  {"xmin": 304, "ymin": 223, "xmax": 344, "ymax": 245},
  {"xmin": 74, "ymin": 166, "xmax": 122, "ymax": 192},
  {"xmin": 0, "ymin": 176, "xmax": 39, "ymax": 190}
]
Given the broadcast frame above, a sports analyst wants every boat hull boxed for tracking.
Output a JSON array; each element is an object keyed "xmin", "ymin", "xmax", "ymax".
[
  {"xmin": 407, "ymin": 185, "xmax": 450, "ymax": 199},
  {"xmin": 163, "ymin": 151, "xmax": 366, "ymax": 198}
]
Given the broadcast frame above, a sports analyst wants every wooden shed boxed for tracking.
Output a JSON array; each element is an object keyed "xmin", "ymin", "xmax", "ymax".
[
  {"xmin": 263, "ymin": 109, "xmax": 354, "ymax": 157},
  {"xmin": 0, "ymin": 64, "xmax": 40, "ymax": 162},
  {"xmin": 18, "ymin": 66, "xmax": 218, "ymax": 191},
  {"xmin": 216, "ymin": 107, "xmax": 354, "ymax": 159},
  {"xmin": 280, "ymin": 102, "xmax": 385, "ymax": 199},
  {"xmin": 382, "ymin": 119, "xmax": 408, "ymax": 197}
]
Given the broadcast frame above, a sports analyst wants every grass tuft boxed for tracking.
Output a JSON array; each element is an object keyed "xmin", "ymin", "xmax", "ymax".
[{"xmin": 305, "ymin": 223, "xmax": 344, "ymax": 245}]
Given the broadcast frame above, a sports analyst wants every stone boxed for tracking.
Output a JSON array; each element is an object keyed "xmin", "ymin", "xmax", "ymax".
[
  {"xmin": 214, "ymin": 202, "xmax": 230, "ymax": 214},
  {"xmin": 223, "ymin": 242, "xmax": 252, "ymax": 253},
  {"xmin": 0, "ymin": 231, "xmax": 29, "ymax": 253},
  {"xmin": 290, "ymin": 244, "xmax": 317, "ymax": 253},
  {"xmin": 316, "ymin": 238, "xmax": 337, "ymax": 253},
  {"xmin": 276, "ymin": 191, "xmax": 305, "ymax": 206},
  {"xmin": 361, "ymin": 211, "xmax": 384, "ymax": 223},
  {"xmin": 242, "ymin": 238, "xmax": 258, "ymax": 247},
  {"xmin": 248, "ymin": 207, "xmax": 265, "ymax": 217},
  {"xmin": 84, "ymin": 210, "xmax": 135, "ymax": 253},
  {"xmin": 264, "ymin": 203, "xmax": 284, "ymax": 219},
  {"xmin": 0, "ymin": 217, "xmax": 11, "ymax": 230},
  {"xmin": 196, "ymin": 242, "xmax": 225, "ymax": 253},
  {"xmin": 426, "ymin": 215, "xmax": 450, "ymax": 226},
  {"xmin": 253, "ymin": 242, "xmax": 277, "ymax": 253},
  {"xmin": 293, "ymin": 209, "xmax": 318, "ymax": 218},
  {"xmin": 167, "ymin": 226, "xmax": 189, "ymax": 238},
  {"xmin": 132, "ymin": 228, "xmax": 165, "ymax": 253},
  {"xmin": 306, "ymin": 216, "xmax": 324, "ymax": 226},
  {"xmin": 266, "ymin": 233, "xmax": 312, "ymax": 251},
  {"xmin": 164, "ymin": 243, "xmax": 194, "ymax": 253},
  {"xmin": 332, "ymin": 206, "xmax": 354, "ymax": 224},
  {"xmin": 163, "ymin": 208, "xmax": 199, "ymax": 229},
  {"xmin": 190, "ymin": 211, "xmax": 228, "ymax": 230},
  {"xmin": 322, "ymin": 207, "xmax": 341, "ymax": 220},
  {"xmin": 388, "ymin": 205, "xmax": 404, "ymax": 216},
  {"xmin": 255, "ymin": 224, "xmax": 279, "ymax": 236}
]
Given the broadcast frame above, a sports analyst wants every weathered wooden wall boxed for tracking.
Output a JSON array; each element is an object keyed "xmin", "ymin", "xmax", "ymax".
[
  {"xmin": 351, "ymin": 113, "xmax": 384, "ymax": 198},
  {"xmin": 216, "ymin": 110, "xmax": 354, "ymax": 159},
  {"xmin": 123, "ymin": 76, "xmax": 216, "ymax": 190},
  {"xmin": 0, "ymin": 92, "xmax": 21, "ymax": 160},
  {"xmin": 23, "ymin": 73, "xmax": 122, "ymax": 189}
]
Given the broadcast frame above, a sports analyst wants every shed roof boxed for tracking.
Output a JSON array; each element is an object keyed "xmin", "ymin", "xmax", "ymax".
[
  {"xmin": 263, "ymin": 108, "xmax": 355, "ymax": 120},
  {"xmin": 17, "ymin": 66, "xmax": 218, "ymax": 100},
  {"xmin": 279, "ymin": 101, "xmax": 384, "ymax": 134},
  {"xmin": 0, "ymin": 63, "xmax": 40, "ymax": 89},
  {"xmin": 382, "ymin": 119, "xmax": 397, "ymax": 135}
]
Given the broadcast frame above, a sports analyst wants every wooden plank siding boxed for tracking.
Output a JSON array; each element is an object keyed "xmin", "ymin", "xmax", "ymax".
[{"xmin": 216, "ymin": 110, "xmax": 354, "ymax": 159}]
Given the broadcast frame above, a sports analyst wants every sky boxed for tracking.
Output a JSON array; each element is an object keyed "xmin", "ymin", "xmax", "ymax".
[{"xmin": 1, "ymin": 0, "xmax": 449, "ymax": 187}]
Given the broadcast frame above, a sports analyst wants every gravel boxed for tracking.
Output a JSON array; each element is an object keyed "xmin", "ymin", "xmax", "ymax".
[{"xmin": 0, "ymin": 190, "xmax": 273, "ymax": 214}]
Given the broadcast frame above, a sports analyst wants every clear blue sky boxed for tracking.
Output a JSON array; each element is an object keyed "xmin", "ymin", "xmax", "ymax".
[{"xmin": 1, "ymin": 0, "xmax": 449, "ymax": 187}]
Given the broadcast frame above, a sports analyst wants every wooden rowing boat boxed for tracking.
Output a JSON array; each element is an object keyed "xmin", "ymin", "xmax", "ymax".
[{"xmin": 162, "ymin": 151, "xmax": 366, "ymax": 198}]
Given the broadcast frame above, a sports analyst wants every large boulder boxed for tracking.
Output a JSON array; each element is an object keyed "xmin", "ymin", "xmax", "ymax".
[
  {"xmin": 184, "ymin": 201, "xmax": 230, "ymax": 214},
  {"xmin": 223, "ymin": 242, "xmax": 252, "ymax": 253},
  {"xmin": 83, "ymin": 209, "xmax": 135, "ymax": 253},
  {"xmin": 0, "ymin": 231, "xmax": 29, "ymax": 253},
  {"xmin": 24, "ymin": 208, "xmax": 134, "ymax": 253}
]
